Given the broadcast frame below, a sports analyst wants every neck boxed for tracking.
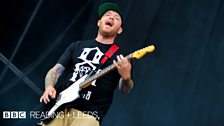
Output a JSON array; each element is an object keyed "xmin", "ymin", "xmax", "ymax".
[{"xmin": 95, "ymin": 33, "xmax": 116, "ymax": 45}]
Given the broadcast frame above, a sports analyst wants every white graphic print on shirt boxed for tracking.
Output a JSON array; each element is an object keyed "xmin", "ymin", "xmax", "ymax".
[{"xmin": 69, "ymin": 47, "xmax": 104, "ymax": 84}]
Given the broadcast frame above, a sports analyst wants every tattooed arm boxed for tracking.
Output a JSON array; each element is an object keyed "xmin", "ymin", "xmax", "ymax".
[
  {"xmin": 114, "ymin": 55, "xmax": 134, "ymax": 94},
  {"xmin": 40, "ymin": 63, "xmax": 65, "ymax": 104},
  {"xmin": 119, "ymin": 78, "xmax": 134, "ymax": 94}
]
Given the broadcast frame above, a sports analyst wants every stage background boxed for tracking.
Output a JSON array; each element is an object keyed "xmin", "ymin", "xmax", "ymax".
[{"xmin": 1, "ymin": 0, "xmax": 224, "ymax": 126}]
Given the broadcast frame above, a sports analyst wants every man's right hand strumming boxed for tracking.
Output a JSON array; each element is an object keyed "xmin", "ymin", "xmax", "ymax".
[
  {"xmin": 39, "ymin": 63, "xmax": 65, "ymax": 104},
  {"xmin": 40, "ymin": 86, "xmax": 57, "ymax": 104}
]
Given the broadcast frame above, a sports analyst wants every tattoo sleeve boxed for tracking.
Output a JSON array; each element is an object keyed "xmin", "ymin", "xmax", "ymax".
[
  {"xmin": 45, "ymin": 64, "xmax": 65, "ymax": 88},
  {"xmin": 119, "ymin": 78, "xmax": 134, "ymax": 93}
]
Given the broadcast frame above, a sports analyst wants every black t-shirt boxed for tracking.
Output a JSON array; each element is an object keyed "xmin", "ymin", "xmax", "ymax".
[{"xmin": 57, "ymin": 39, "xmax": 122, "ymax": 122}]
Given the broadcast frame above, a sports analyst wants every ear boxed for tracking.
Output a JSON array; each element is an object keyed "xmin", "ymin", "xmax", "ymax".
[
  {"xmin": 117, "ymin": 27, "xmax": 123, "ymax": 34},
  {"xmin": 97, "ymin": 20, "xmax": 101, "ymax": 27}
]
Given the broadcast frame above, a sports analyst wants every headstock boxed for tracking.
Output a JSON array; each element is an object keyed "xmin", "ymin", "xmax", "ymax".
[{"xmin": 131, "ymin": 45, "xmax": 155, "ymax": 59}]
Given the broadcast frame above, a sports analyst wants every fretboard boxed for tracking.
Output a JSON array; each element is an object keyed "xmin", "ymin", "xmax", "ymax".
[{"xmin": 79, "ymin": 54, "xmax": 132, "ymax": 87}]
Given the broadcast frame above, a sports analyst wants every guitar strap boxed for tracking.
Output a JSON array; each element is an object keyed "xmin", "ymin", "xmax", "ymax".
[
  {"xmin": 87, "ymin": 43, "xmax": 119, "ymax": 78},
  {"xmin": 101, "ymin": 43, "xmax": 119, "ymax": 64}
]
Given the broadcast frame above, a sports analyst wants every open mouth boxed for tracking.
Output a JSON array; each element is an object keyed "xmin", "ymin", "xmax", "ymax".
[{"xmin": 105, "ymin": 21, "xmax": 113, "ymax": 27}]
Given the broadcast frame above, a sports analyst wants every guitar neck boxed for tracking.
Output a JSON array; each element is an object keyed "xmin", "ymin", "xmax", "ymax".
[{"xmin": 79, "ymin": 54, "xmax": 132, "ymax": 87}]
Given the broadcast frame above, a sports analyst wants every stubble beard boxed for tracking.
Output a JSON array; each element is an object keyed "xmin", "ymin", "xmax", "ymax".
[{"xmin": 99, "ymin": 28, "xmax": 116, "ymax": 38}]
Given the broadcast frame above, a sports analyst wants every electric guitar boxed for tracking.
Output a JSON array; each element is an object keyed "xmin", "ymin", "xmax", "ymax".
[{"xmin": 38, "ymin": 45, "xmax": 155, "ymax": 125}]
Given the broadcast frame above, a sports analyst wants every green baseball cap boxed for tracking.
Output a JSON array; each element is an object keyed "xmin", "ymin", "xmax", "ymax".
[{"xmin": 98, "ymin": 3, "xmax": 122, "ymax": 20}]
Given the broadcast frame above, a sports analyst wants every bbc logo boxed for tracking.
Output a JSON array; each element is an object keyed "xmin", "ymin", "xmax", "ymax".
[{"xmin": 3, "ymin": 111, "xmax": 26, "ymax": 119}]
